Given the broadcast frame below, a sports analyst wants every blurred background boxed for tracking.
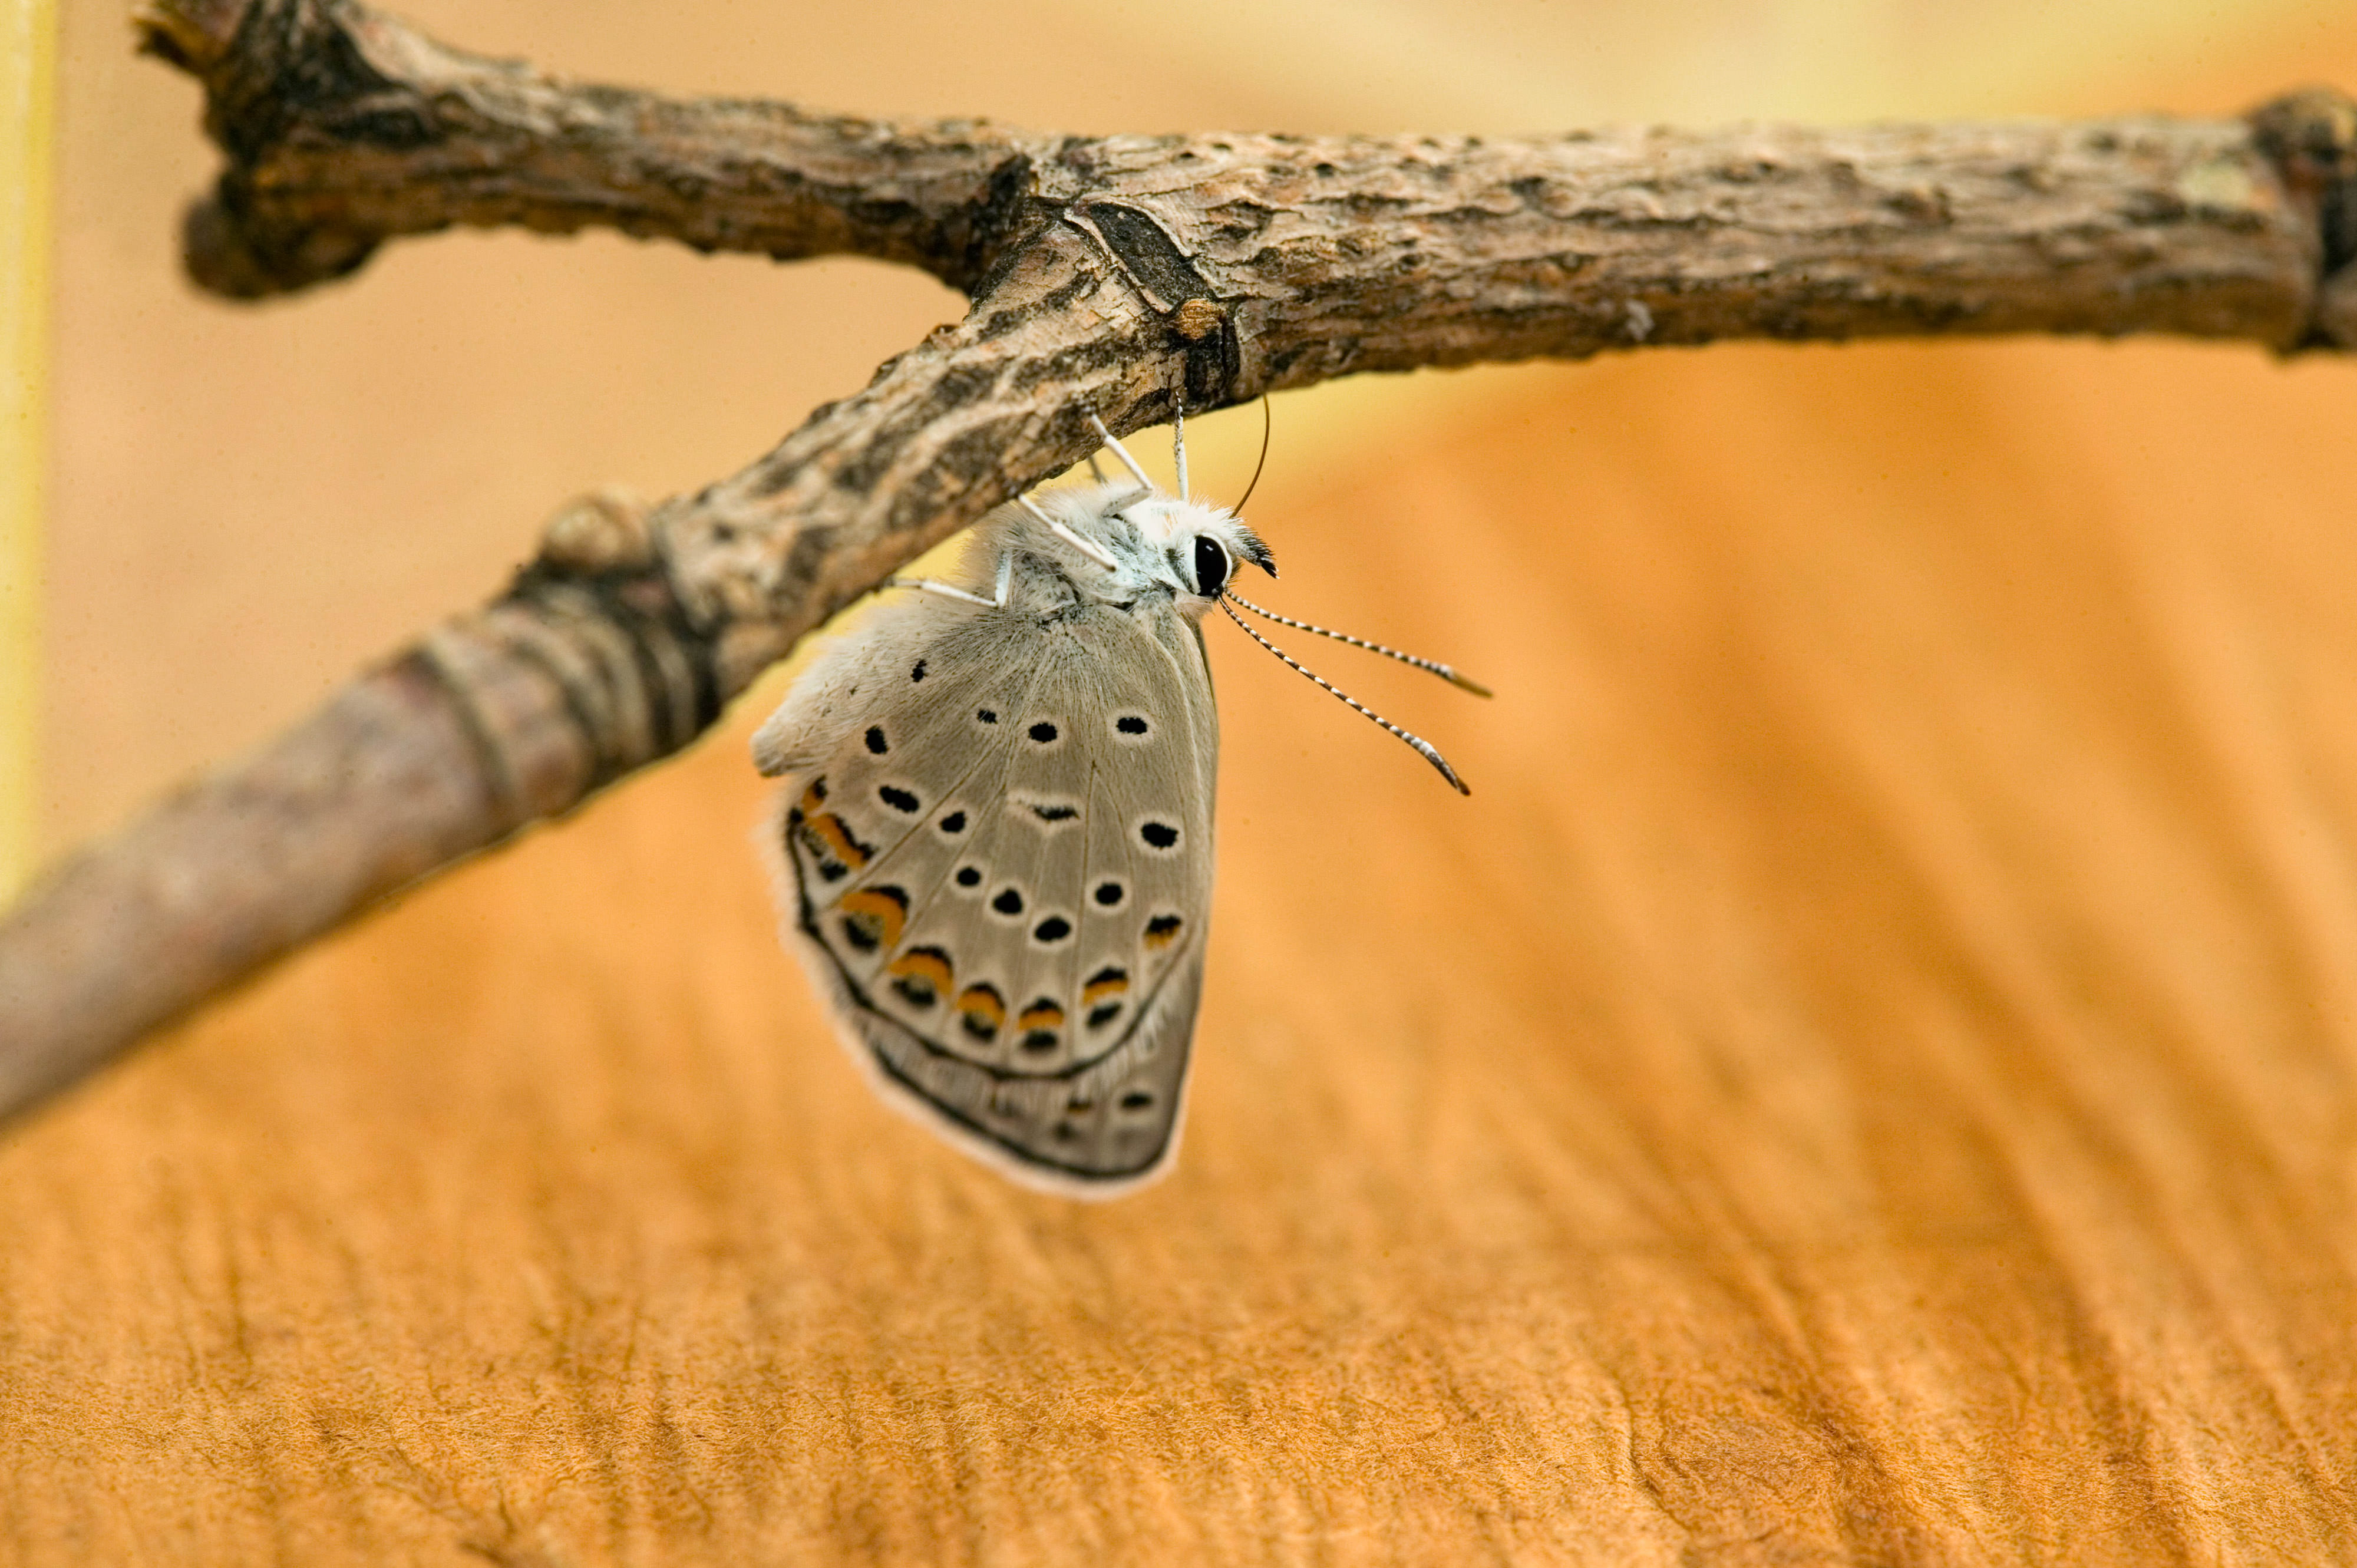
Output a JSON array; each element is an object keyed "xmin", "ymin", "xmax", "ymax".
[
  {"xmin": 31, "ymin": 0, "xmax": 2355, "ymax": 856},
  {"xmin": 6, "ymin": 1, "xmax": 2357, "ymax": 1559}
]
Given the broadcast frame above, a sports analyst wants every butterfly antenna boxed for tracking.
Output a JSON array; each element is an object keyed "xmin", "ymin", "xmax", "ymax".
[
  {"xmin": 1226, "ymin": 591, "xmax": 1492, "ymax": 696},
  {"xmin": 1234, "ymin": 395, "xmax": 1273, "ymax": 514},
  {"xmin": 1219, "ymin": 600, "xmax": 1471, "ymax": 795}
]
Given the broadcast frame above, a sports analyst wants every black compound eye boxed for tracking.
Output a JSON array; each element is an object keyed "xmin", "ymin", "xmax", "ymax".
[{"xmin": 1192, "ymin": 536, "xmax": 1232, "ymax": 598}]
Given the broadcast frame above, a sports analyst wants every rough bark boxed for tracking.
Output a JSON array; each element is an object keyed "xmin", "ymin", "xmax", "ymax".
[{"xmin": 1, "ymin": 0, "xmax": 2353, "ymax": 1121}]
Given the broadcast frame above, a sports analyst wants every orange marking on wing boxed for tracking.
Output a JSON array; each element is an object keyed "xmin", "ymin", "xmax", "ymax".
[
  {"xmin": 804, "ymin": 813, "xmax": 870, "ymax": 869},
  {"xmin": 839, "ymin": 887, "xmax": 907, "ymax": 949},
  {"xmin": 957, "ymin": 986, "xmax": 1006, "ymax": 1030},
  {"xmin": 1018, "ymin": 1000, "xmax": 1065, "ymax": 1030},
  {"xmin": 797, "ymin": 781, "xmax": 827, "ymax": 815},
  {"xmin": 887, "ymin": 948, "xmax": 953, "ymax": 989},
  {"xmin": 1143, "ymin": 914, "xmax": 1183, "ymax": 951},
  {"xmin": 1082, "ymin": 969, "xmax": 1130, "ymax": 1005}
]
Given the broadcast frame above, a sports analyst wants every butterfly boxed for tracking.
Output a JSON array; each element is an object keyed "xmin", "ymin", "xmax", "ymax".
[{"xmin": 753, "ymin": 408, "xmax": 1486, "ymax": 1196}]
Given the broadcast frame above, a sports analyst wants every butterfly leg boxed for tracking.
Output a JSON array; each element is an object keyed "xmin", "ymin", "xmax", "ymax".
[
  {"xmin": 889, "ymin": 578, "xmax": 994, "ymax": 608},
  {"xmin": 1087, "ymin": 410, "xmax": 1156, "ymax": 492},
  {"xmin": 1172, "ymin": 394, "xmax": 1189, "ymax": 503},
  {"xmin": 1015, "ymin": 494, "xmax": 1120, "ymax": 569},
  {"xmin": 888, "ymin": 549, "xmax": 1015, "ymax": 609}
]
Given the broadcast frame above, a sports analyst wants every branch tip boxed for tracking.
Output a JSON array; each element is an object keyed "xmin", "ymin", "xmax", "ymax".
[
  {"xmin": 133, "ymin": 0, "xmax": 249, "ymax": 73},
  {"xmin": 182, "ymin": 192, "xmax": 378, "ymax": 302}
]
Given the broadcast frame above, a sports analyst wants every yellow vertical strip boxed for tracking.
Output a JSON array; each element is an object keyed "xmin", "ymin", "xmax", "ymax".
[{"xmin": 1, "ymin": 0, "xmax": 55, "ymax": 903}]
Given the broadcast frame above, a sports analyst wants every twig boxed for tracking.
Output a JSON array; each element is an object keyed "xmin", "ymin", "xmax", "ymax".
[{"xmin": 1, "ymin": 0, "xmax": 2352, "ymax": 1122}]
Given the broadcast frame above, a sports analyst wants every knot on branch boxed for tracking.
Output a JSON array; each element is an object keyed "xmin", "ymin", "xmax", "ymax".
[
  {"xmin": 539, "ymin": 487, "xmax": 657, "ymax": 575},
  {"xmin": 2248, "ymin": 88, "xmax": 2357, "ymax": 346},
  {"xmin": 419, "ymin": 493, "xmax": 719, "ymax": 828}
]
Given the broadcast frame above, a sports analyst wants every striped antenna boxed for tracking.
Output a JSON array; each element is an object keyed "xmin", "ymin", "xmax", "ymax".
[
  {"xmin": 1227, "ymin": 591, "xmax": 1492, "ymax": 696},
  {"xmin": 1218, "ymin": 600, "xmax": 1471, "ymax": 795}
]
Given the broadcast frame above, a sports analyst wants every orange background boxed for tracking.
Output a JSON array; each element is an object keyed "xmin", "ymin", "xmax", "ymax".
[{"xmin": 8, "ymin": 1, "xmax": 2357, "ymax": 1560}]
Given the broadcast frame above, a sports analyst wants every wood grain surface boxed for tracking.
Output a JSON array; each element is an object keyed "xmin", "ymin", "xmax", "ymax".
[{"xmin": 8, "ymin": 335, "xmax": 2357, "ymax": 1563}]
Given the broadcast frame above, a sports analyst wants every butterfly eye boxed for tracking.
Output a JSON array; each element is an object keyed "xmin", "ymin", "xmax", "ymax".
[{"xmin": 1192, "ymin": 536, "xmax": 1232, "ymax": 598}]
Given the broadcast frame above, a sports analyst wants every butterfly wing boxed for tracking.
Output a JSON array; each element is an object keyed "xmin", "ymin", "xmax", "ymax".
[{"xmin": 761, "ymin": 592, "xmax": 1217, "ymax": 1194}]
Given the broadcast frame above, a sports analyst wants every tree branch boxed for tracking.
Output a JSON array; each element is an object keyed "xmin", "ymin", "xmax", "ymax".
[
  {"xmin": 3, "ymin": 0, "xmax": 2353, "ymax": 1123},
  {"xmin": 134, "ymin": 0, "xmax": 1042, "ymax": 295}
]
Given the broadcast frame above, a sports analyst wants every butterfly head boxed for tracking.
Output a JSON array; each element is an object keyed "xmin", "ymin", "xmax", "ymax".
[
  {"xmin": 1150, "ymin": 500, "xmax": 1277, "ymax": 613},
  {"xmin": 1077, "ymin": 488, "xmax": 1277, "ymax": 616}
]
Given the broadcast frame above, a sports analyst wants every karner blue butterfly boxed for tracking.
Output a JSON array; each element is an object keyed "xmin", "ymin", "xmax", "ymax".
[{"xmin": 753, "ymin": 406, "xmax": 1487, "ymax": 1196}]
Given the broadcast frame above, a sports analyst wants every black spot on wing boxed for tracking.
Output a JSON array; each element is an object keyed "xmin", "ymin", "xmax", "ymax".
[
  {"xmin": 1140, "ymin": 820, "xmax": 1180, "ymax": 850},
  {"xmin": 955, "ymin": 866, "xmax": 982, "ymax": 888},
  {"xmin": 879, "ymin": 784, "xmax": 921, "ymax": 814},
  {"xmin": 992, "ymin": 887, "xmax": 1025, "ymax": 916},
  {"xmin": 1032, "ymin": 915, "xmax": 1072, "ymax": 944},
  {"xmin": 865, "ymin": 725, "xmax": 888, "ymax": 755},
  {"xmin": 1094, "ymin": 880, "xmax": 1124, "ymax": 907},
  {"xmin": 1116, "ymin": 715, "xmax": 1148, "ymax": 735},
  {"xmin": 1028, "ymin": 721, "xmax": 1058, "ymax": 744}
]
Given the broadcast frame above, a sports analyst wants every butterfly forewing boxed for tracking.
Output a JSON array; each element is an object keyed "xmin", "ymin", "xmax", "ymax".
[{"xmin": 780, "ymin": 594, "xmax": 1217, "ymax": 1190}]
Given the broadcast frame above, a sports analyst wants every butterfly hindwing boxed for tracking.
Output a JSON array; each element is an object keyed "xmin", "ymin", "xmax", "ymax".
[{"xmin": 770, "ymin": 589, "xmax": 1218, "ymax": 1192}]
